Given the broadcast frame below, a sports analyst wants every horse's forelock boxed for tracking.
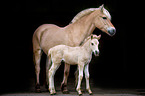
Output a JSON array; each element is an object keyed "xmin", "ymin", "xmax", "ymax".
[{"xmin": 103, "ymin": 8, "xmax": 111, "ymax": 20}]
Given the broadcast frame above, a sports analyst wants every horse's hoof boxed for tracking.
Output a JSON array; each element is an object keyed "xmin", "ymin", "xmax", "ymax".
[
  {"xmin": 35, "ymin": 84, "xmax": 41, "ymax": 93},
  {"xmin": 61, "ymin": 83, "xmax": 69, "ymax": 94},
  {"xmin": 35, "ymin": 89, "xmax": 41, "ymax": 93},
  {"xmin": 62, "ymin": 90, "xmax": 69, "ymax": 94}
]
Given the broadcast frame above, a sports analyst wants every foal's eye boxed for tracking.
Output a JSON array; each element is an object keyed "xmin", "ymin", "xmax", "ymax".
[
  {"xmin": 91, "ymin": 43, "xmax": 94, "ymax": 45},
  {"xmin": 102, "ymin": 17, "xmax": 107, "ymax": 19}
]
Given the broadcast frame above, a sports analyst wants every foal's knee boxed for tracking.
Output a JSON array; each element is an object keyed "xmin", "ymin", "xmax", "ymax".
[
  {"xmin": 79, "ymin": 74, "xmax": 83, "ymax": 80},
  {"xmin": 49, "ymin": 70, "xmax": 52, "ymax": 77},
  {"xmin": 85, "ymin": 74, "xmax": 90, "ymax": 79}
]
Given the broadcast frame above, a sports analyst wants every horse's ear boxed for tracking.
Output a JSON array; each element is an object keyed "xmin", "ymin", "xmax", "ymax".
[
  {"xmin": 97, "ymin": 35, "xmax": 101, "ymax": 40},
  {"xmin": 99, "ymin": 4, "xmax": 104, "ymax": 12}
]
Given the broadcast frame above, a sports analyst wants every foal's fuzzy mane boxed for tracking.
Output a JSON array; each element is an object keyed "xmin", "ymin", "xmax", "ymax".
[
  {"xmin": 70, "ymin": 7, "xmax": 111, "ymax": 24},
  {"xmin": 80, "ymin": 35, "xmax": 98, "ymax": 46}
]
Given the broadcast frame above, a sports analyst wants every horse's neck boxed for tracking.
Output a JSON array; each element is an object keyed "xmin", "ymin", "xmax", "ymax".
[{"xmin": 66, "ymin": 14, "xmax": 95, "ymax": 46}]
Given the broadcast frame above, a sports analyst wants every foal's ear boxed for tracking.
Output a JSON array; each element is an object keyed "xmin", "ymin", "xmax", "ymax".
[
  {"xmin": 99, "ymin": 4, "xmax": 104, "ymax": 12},
  {"xmin": 91, "ymin": 35, "xmax": 93, "ymax": 40},
  {"xmin": 97, "ymin": 35, "xmax": 101, "ymax": 40}
]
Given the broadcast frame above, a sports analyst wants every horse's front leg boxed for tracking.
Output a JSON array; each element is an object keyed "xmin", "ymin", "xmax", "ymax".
[
  {"xmin": 76, "ymin": 64, "xmax": 84, "ymax": 95},
  {"xmin": 84, "ymin": 64, "xmax": 92, "ymax": 95},
  {"xmin": 61, "ymin": 63, "xmax": 70, "ymax": 94}
]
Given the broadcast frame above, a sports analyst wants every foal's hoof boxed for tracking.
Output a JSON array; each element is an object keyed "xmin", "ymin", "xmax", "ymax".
[
  {"xmin": 89, "ymin": 92, "xmax": 93, "ymax": 95},
  {"xmin": 50, "ymin": 92, "xmax": 56, "ymax": 95},
  {"xmin": 78, "ymin": 93, "xmax": 82, "ymax": 96}
]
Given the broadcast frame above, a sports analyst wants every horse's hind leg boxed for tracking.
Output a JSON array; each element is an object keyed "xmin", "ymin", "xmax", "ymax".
[
  {"xmin": 33, "ymin": 49, "xmax": 42, "ymax": 92},
  {"xmin": 61, "ymin": 63, "xmax": 70, "ymax": 94}
]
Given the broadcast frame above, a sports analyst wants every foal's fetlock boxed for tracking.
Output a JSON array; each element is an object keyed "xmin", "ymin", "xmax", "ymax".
[
  {"xmin": 76, "ymin": 88, "xmax": 82, "ymax": 95},
  {"xmin": 87, "ymin": 88, "xmax": 92, "ymax": 95},
  {"xmin": 49, "ymin": 88, "xmax": 56, "ymax": 95}
]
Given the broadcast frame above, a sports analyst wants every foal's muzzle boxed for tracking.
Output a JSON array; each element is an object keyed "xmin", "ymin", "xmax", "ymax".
[
  {"xmin": 107, "ymin": 27, "xmax": 116, "ymax": 36},
  {"xmin": 94, "ymin": 51, "xmax": 99, "ymax": 56}
]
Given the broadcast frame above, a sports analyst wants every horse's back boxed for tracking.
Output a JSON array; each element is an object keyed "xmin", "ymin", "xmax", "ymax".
[{"xmin": 33, "ymin": 24, "xmax": 67, "ymax": 54}]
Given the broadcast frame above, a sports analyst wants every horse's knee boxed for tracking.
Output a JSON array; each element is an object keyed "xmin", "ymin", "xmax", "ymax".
[
  {"xmin": 64, "ymin": 70, "xmax": 69, "ymax": 76},
  {"xmin": 64, "ymin": 64, "xmax": 70, "ymax": 76},
  {"xmin": 35, "ymin": 65, "xmax": 40, "ymax": 73},
  {"xmin": 64, "ymin": 68, "xmax": 70, "ymax": 76}
]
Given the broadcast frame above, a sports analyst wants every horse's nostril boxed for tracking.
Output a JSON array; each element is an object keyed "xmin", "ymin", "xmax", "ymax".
[{"xmin": 107, "ymin": 27, "xmax": 116, "ymax": 36}]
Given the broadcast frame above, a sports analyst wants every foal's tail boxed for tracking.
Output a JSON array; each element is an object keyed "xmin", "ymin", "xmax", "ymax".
[
  {"xmin": 74, "ymin": 68, "xmax": 79, "ymax": 87},
  {"xmin": 48, "ymin": 49, "xmax": 52, "ymax": 57}
]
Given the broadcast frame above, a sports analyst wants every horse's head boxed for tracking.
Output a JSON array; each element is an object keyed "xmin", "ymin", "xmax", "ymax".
[
  {"xmin": 93, "ymin": 4, "xmax": 116, "ymax": 36},
  {"xmin": 90, "ymin": 35, "xmax": 101, "ymax": 56}
]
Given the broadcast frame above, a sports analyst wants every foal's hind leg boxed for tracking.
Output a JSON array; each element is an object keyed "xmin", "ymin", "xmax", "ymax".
[
  {"xmin": 45, "ymin": 56, "xmax": 51, "ymax": 91},
  {"xmin": 61, "ymin": 63, "xmax": 70, "ymax": 94},
  {"xmin": 33, "ymin": 49, "xmax": 42, "ymax": 92},
  {"xmin": 49, "ymin": 62, "xmax": 61, "ymax": 95}
]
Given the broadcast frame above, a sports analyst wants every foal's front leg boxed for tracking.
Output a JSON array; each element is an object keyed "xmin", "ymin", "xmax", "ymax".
[
  {"xmin": 84, "ymin": 64, "xmax": 92, "ymax": 95},
  {"xmin": 76, "ymin": 64, "xmax": 84, "ymax": 95}
]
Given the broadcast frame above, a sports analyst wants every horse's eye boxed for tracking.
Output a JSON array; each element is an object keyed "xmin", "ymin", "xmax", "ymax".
[
  {"xmin": 91, "ymin": 43, "xmax": 94, "ymax": 45},
  {"xmin": 102, "ymin": 17, "xmax": 107, "ymax": 19}
]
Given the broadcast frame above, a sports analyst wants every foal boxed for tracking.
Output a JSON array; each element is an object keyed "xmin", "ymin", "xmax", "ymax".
[{"xmin": 48, "ymin": 34, "xmax": 101, "ymax": 95}]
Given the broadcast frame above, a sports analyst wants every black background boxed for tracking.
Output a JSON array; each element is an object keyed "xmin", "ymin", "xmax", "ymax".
[{"xmin": 1, "ymin": 0, "xmax": 145, "ymax": 93}]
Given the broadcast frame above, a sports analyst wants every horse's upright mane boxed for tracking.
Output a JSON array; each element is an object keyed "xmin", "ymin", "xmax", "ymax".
[
  {"xmin": 70, "ymin": 7, "xmax": 111, "ymax": 24},
  {"xmin": 70, "ymin": 8, "xmax": 97, "ymax": 24}
]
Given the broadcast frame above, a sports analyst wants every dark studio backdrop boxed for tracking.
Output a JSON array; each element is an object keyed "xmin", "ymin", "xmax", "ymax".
[{"xmin": 1, "ymin": 0, "xmax": 145, "ymax": 93}]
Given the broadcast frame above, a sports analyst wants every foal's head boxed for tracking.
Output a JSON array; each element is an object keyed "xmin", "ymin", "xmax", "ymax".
[
  {"xmin": 93, "ymin": 4, "xmax": 116, "ymax": 36},
  {"xmin": 90, "ymin": 35, "xmax": 101, "ymax": 56}
]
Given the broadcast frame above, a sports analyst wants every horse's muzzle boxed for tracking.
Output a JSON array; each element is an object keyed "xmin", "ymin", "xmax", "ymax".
[{"xmin": 107, "ymin": 27, "xmax": 116, "ymax": 36}]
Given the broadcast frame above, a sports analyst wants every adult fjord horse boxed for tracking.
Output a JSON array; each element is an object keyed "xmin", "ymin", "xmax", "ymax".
[{"xmin": 32, "ymin": 4, "xmax": 116, "ymax": 93}]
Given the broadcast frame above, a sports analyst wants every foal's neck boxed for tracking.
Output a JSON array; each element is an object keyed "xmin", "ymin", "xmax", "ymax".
[{"xmin": 81, "ymin": 39, "xmax": 92, "ymax": 54}]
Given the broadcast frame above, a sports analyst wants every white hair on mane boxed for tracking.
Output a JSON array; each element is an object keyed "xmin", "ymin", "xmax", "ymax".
[{"xmin": 70, "ymin": 7, "xmax": 111, "ymax": 24}]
